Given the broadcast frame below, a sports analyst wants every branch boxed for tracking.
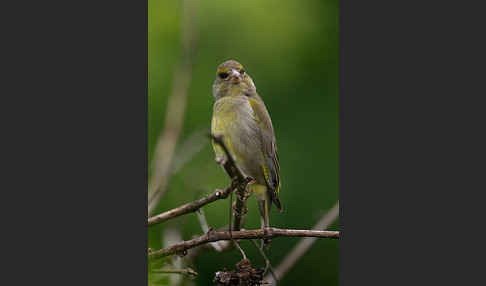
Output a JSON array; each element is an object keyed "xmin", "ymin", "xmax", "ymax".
[
  {"xmin": 183, "ymin": 225, "xmax": 232, "ymax": 262},
  {"xmin": 152, "ymin": 268, "xmax": 198, "ymax": 277},
  {"xmin": 264, "ymin": 202, "xmax": 340, "ymax": 285},
  {"xmin": 148, "ymin": 228, "xmax": 339, "ymax": 260},
  {"xmin": 148, "ymin": 184, "xmax": 234, "ymax": 226},
  {"xmin": 196, "ymin": 208, "xmax": 224, "ymax": 252}
]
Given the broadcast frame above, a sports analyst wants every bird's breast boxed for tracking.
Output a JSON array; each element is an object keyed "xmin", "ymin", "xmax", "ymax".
[{"xmin": 212, "ymin": 96, "xmax": 257, "ymax": 135}]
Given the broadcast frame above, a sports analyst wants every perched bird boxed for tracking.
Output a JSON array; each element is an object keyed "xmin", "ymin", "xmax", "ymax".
[{"xmin": 211, "ymin": 60, "xmax": 282, "ymax": 238}]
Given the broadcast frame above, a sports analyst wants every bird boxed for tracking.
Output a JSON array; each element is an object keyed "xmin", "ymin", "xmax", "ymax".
[{"xmin": 210, "ymin": 60, "xmax": 281, "ymax": 243}]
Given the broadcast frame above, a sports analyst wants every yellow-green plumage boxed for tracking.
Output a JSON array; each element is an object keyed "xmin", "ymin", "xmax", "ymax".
[{"xmin": 210, "ymin": 60, "xmax": 281, "ymax": 237}]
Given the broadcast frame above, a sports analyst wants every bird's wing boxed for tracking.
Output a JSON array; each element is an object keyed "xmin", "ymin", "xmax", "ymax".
[{"xmin": 248, "ymin": 95, "xmax": 282, "ymax": 210}]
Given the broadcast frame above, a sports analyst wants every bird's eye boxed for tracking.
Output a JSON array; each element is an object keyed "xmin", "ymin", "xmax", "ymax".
[
  {"xmin": 219, "ymin": 72, "xmax": 229, "ymax": 79},
  {"xmin": 240, "ymin": 69, "xmax": 245, "ymax": 75}
]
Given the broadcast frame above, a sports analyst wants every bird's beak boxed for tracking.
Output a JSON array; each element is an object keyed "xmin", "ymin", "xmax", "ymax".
[{"xmin": 230, "ymin": 69, "xmax": 242, "ymax": 84}]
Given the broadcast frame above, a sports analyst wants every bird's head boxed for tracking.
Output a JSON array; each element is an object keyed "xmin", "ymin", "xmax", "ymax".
[{"xmin": 213, "ymin": 60, "xmax": 256, "ymax": 100}]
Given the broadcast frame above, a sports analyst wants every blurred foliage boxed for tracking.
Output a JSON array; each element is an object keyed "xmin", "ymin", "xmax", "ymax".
[{"xmin": 149, "ymin": 0, "xmax": 339, "ymax": 285}]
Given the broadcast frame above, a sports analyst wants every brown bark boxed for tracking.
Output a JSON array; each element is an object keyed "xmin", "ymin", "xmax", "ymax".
[{"xmin": 148, "ymin": 228, "xmax": 339, "ymax": 260}]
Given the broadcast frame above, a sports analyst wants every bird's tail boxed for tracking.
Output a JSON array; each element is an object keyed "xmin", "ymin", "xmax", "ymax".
[{"xmin": 254, "ymin": 184, "xmax": 272, "ymax": 247}]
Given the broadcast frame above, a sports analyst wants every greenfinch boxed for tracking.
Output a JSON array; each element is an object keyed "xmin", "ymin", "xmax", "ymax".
[{"xmin": 211, "ymin": 60, "xmax": 282, "ymax": 234}]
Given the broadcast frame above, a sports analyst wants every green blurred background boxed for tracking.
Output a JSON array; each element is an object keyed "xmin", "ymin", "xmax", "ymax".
[{"xmin": 148, "ymin": 0, "xmax": 339, "ymax": 285}]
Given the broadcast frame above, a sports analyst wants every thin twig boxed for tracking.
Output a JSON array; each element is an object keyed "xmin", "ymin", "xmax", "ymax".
[
  {"xmin": 251, "ymin": 239, "xmax": 278, "ymax": 284},
  {"xmin": 233, "ymin": 239, "xmax": 247, "ymax": 260},
  {"xmin": 264, "ymin": 202, "xmax": 340, "ymax": 285},
  {"xmin": 152, "ymin": 268, "xmax": 198, "ymax": 277},
  {"xmin": 161, "ymin": 228, "xmax": 183, "ymax": 285},
  {"xmin": 148, "ymin": 228, "xmax": 339, "ymax": 260},
  {"xmin": 148, "ymin": 0, "xmax": 199, "ymax": 215},
  {"xmin": 226, "ymin": 184, "xmax": 248, "ymax": 259},
  {"xmin": 229, "ymin": 189, "xmax": 233, "ymax": 237},
  {"xmin": 148, "ymin": 185, "xmax": 233, "ymax": 226},
  {"xmin": 196, "ymin": 208, "xmax": 223, "ymax": 252}
]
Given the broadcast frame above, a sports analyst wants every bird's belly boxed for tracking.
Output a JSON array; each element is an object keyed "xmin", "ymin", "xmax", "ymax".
[{"xmin": 211, "ymin": 100, "xmax": 264, "ymax": 183}]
